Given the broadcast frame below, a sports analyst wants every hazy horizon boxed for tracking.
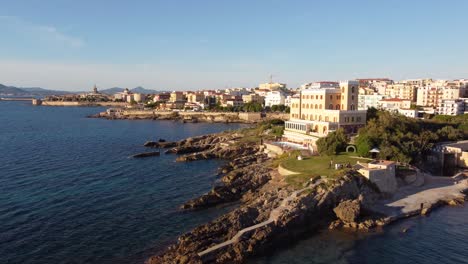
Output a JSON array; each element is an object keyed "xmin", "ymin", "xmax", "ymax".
[{"xmin": 1, "ymin": 0, "xmax": 467, "ymax": 91}]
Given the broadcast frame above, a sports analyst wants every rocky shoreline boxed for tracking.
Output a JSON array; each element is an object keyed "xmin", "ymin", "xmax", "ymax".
[
  {"xmin": 89, "ymin": 110, "xmax": 289, "ymax": 124},
  {"xmin": 143, "ymin": 132, "xmax": 272, "ymax": 210},
  {"xmin": 142, "ymin": 130, "xmax": 468, "ymax": 264}
]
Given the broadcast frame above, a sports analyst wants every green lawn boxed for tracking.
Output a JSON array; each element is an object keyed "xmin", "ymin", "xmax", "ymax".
[{"xmin": 281, "ymin": 152, "xmax": 371, "ymax": 188}]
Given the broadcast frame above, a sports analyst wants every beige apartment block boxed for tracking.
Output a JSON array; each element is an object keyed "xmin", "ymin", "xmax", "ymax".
[{"xmin": 284, "ymin": 80, "xmax": 366, "ymax": 147}]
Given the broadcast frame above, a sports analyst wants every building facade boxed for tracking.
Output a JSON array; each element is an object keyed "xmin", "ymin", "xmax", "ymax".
[
  {"xmin": 438, "ymin": 99, "xmax": 465, "ymax": 116},
  {"xmin": 265, "ymin": 91, "xmax": 286, "ymax": 107},
  {"xmin": 358, "ymin": 93, "xmax": 386, "ymax": 110},
  {"xmin": 283, "ymin": 80, "xmax": 367, "ymax": 148}
]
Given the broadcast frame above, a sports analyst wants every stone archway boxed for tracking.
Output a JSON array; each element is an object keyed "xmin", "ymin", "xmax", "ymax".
[{"xmin": 346, "ymin": 145, "xmax": 357, "ymax": 153}]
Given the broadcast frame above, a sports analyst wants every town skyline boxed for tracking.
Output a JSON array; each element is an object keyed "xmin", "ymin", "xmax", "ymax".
[
  {"xmin": 2, "ymin": 76, "xmax": 468, "ymax": 93},
  {"xmin": 1, "ymin": 0, "xmax": 468, "ymax": 90}
]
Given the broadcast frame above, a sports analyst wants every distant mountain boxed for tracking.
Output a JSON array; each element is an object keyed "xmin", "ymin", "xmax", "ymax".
[
  {"xmin": 0, "ymin": 84, "xmax": 74, "ymax": 97},
  {"xmin": 99, "ymin": 87, "xmax": 125, "ymax": 95},
  {"xmin": 100, "ymin": 86, "xmax": 166, "ymax": 95},
  {"xmin": 21, "ymin": 87, "xmax": 74, "ymax": 96},
  {"xmin": 131, "ymin": 86, "xmax": 163, "ymax": 94},
  {"xmin": 0, "ymin": 83, "xmax": 168, "ymax": 97},
  {"xmin": 0, "ymin": 84, "xmax": 28, "ymax": 96}
]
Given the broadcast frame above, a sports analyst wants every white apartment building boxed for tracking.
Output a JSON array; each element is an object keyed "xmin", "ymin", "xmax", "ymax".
[
  {"xmin": 265, "ymin": 91, "xmax": 286, "ymax": 107},
  {"xmin": 378, "ymin": 98, "xmax": 412, "ymax": 111},
  {"xmin": 358, "ymin": 94, "xmax": 386, "ymax": 110},
  {"xmin": 300, "ymin": 81, "xmax": 339, "ymax": 90},
  {"xmin": 438, "ymin": 99, "xmax": 465, "ymax": 116}
]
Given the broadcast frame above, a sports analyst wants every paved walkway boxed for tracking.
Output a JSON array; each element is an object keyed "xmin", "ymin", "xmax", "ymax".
[
  {"xmin": 198, "ymin": 181, "xmax": 320, "ymax": 258},
  {"xmin": 371, "ymin": 173, "xmax": 468, "ymax": 219}
]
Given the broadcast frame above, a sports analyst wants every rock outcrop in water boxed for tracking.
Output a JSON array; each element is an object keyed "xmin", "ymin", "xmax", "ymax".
[
  {"xmin": 146, "ymin": 172, "xmax": 381, "ymax": 264},
  {"xmin": 144, "ymin": 131, "xmax": 273, "ymax": 210}
]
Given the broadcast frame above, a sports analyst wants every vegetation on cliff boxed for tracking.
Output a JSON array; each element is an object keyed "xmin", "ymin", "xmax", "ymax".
[
  {"xmin": 355, "ymin": 110, "xmax": 467, "ymax": 164},
  {"xmin": 316, "ymin": 128, "xmax": 349, "ymax": 155}
]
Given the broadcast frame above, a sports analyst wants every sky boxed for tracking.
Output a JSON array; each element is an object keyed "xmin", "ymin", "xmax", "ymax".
[{"xmin": 0, "ymin": 0, "xmax": 467, "ymax": 91}]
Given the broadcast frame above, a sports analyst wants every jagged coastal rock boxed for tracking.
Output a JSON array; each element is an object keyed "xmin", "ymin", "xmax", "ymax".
[
  {"xmin": 333, "ymin": 199, "xmax": 361, "ymax": 224},
  {"xmin": 142, "ymin": 127, "xmax": 468, "ymax": 264},
  {"xmin": 144, "ymin": 131, "xmax": 273, "ymax": 210},
  {"xmin": 147, "ymin": 172, "xmax": 382, "ymax": 264}
]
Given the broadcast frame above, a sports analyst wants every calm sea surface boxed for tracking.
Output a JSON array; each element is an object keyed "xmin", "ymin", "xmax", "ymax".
[{"xmin": 1, "ymin": 101, "xmax": 467, "ymax": 264}]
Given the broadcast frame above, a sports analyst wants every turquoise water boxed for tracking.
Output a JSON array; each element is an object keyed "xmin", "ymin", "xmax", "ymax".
[{"xmin": 1, "ymin": 101, "xmax": 467, "ymax": 264}]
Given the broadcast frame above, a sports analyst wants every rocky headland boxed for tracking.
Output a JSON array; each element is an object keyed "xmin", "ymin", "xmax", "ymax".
[{"xmin": 141, "ymin": 126, "xmax": 468, "ymax": 264}]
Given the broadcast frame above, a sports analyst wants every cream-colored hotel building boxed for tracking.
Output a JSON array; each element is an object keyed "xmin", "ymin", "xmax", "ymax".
[{"xmin": 283, "ymin": 80, "xmax": 367, "ymax": 148}]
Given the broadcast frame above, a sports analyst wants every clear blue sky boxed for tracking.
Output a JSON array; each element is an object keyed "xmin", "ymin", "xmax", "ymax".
[{"xmin": 1, "ymin": 0, "xmax": 467, "ymax": 91}]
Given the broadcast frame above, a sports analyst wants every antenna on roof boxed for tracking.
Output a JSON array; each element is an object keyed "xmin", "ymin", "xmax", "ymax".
[{"xmin": 269, "ymin": 74, "xmax": 273, "ymax": 84}]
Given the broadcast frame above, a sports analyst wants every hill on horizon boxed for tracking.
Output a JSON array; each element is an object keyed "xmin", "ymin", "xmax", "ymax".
[
  {"xmin": 99, "ymin": 86, "xmax": 166, "ymax": 95},
  {"xmin": 0, "ymin": 83, "xmax": 168, "ymax": 97},
  {"xmin": 0, "ymin": 84, "xmax": 76, "ymax": 97}
]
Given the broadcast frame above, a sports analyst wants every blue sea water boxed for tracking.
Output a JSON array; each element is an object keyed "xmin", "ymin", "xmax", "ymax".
[
  {"xmin": 1, "ymin": 101, "xmax": 468, "ymax": 264},
  {"xmin": 0, "ymin": 101, "xmax": 244, "ymax": 264}
]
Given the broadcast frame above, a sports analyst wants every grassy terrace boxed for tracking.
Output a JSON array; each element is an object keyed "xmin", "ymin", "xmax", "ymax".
[{"xmin": 278, "ymin": 152, "xmax": 371, "ymax": 188}]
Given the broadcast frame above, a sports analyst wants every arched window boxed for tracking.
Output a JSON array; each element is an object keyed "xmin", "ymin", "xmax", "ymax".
[
  {"xmin": 351, "ymin": 104, "xmax": 355, "ymax": 110},
  {"xmin": 316, "ymin": 95, "xmax": 319, "ymax": 99},
  {"xmin": 323, "ymin": 126, "xmax": 327, "ymax": 134},
  {"xmin": 330, "ymin": 95, "xmax": 333, "ymax": 100},
  {"xmin": 329, "ymin": 104, "xmax": 333, "ymax": 109},
  {"xmin": 314, "ymin": 104, "xmax": 317, "ymax": 109},
  {"xmin": 351, "ymin": 86, "xmax": 355, "ymax": 93},
  {"xmin": 319, "ymin": 104, "xmax": 322, "ymax": 109},
  {"xmin": 319, "ymin": 115, "xmax": 322, "ymax": 121},
  {"xmin": 351, "ymin": 95, "xmax": 354, "ymax": 101},
  {"xmin": 320, "ymin": 95, "xmax": 323, "ymax": 99},
  {"xmin": 342, "ymin": 104, "xmax": 344, "ymax": 110},
  {"xmin": 336, "ymin": 104, "xmax": 340, "ymax": 110}
]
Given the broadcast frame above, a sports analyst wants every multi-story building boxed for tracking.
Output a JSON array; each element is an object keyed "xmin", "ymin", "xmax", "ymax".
[
  {"xmin": 258, "ymin": 82, "xmax": 286, "ymax": 91},
  {"xmin": 265, "ymin": 91, "xmax": 286, "ymax": 107},
  {"xmin": 153, "ymin": 92, "xmax": 170, "ymax": 102},
  {"xmin": 224, "ymin": 87, "xmax": 251, "ymax": 96},
  {"xmin": 169, "ymin": 91, "xmax": 186, "ymax": 103},
  {"xmin": 378, "ymin": 98, "xmax": 412, "ymax": 111},
  {"xmin": 438, "ymin": 99, "xmax": 465, "ymax": 116},
  {"xmin": 242, "ymin": 93, "xmax": 264, "ymax": 104},
  {"xmin": 186, "ymin": 92, "xmax": 205, "ymax": 104},
  {"xmin": 416, "ymin": 86, "xmax": 443, "ymax": 107},
  {"xmin": 356, "ymin": 78, "xmax": 393, "ymax": 89},
  {"xmin": 442, "ymin": 87, "xmax": 461, "ymax": 101},
  {"xmin": 300, "ymin": 81, "xmax": 339, "ymax": 90},
  {"xmin": 358, "ymin": 93, "xmax": 386, "ymax": 110},
  {"xmin": 385, "ymin": 83, "xmax": 417, "ymax": 102},
  {"xmin": 223, "ymin": 96, "xmax": 244, "ymax": 108},
  {"xmin": 283, "ymin": 80, "xmax": 367, "ymax": 148}
]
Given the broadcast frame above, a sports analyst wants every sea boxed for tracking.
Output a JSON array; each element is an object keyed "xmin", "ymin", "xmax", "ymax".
[{"xmin": 1, "ymin": 101, "xmax": 467, "ymax": 264}]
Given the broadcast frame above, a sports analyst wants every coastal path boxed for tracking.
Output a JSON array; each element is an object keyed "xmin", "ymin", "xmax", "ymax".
[{"xmin": 198, "ymin": 180, "xmax": 321, "ymax": 259}]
